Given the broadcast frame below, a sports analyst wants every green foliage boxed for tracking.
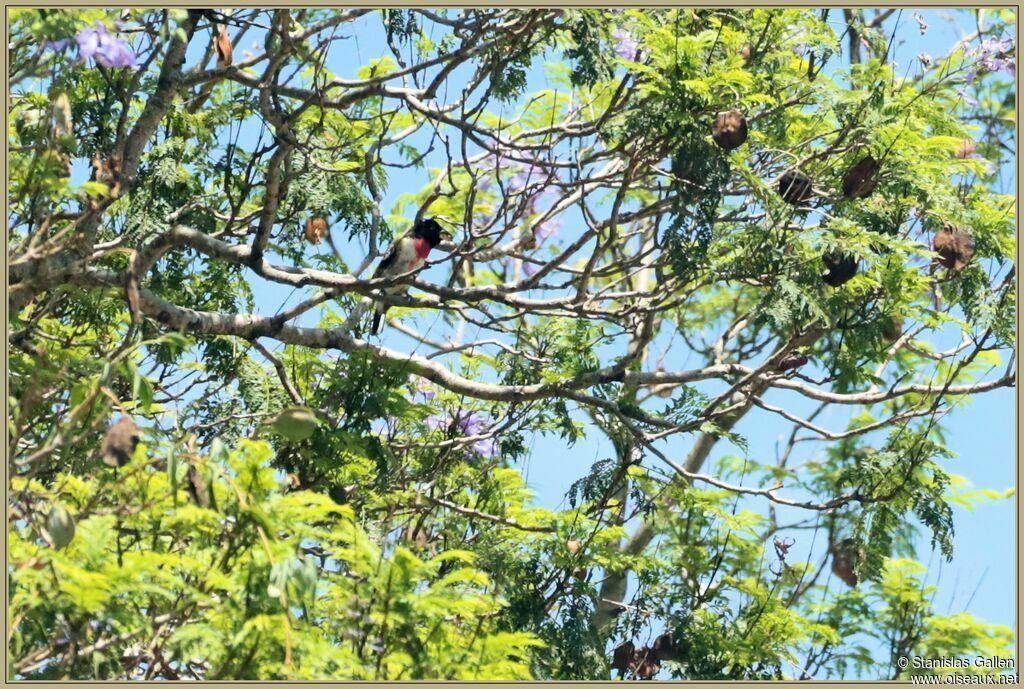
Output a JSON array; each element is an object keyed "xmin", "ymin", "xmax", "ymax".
[{"xmin": 7, "ymin": 6, "xmax": 1015, "ymax": 682}]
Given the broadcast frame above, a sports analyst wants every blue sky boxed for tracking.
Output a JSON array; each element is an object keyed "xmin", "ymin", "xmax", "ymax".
[{"xmin": 167, "ymin": 7, "xmax": 1014, "ymax": 676}]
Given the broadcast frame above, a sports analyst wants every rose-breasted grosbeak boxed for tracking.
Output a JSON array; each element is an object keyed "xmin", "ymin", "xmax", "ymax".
[{"xmin": 370, "ymin": 218, "xmax": 452, "ymax": 335}]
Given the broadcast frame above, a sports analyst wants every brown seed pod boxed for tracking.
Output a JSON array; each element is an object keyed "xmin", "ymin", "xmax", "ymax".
[
  {"xmin": 933, "ymin": 226, "xmax": 975, "ymax": 271},
  {"xmin": 830, "ymin": 537, "xmax": 866, "ymax": 587},
  {"xmin": 881, "ymin": 315, "xmax": 904, "ymax": 342},
  {"xmin": 101, "ymin": 416, "xmax": 141, "ymax": 467},
  {"xmin": 822, "ymin": 251, "xmax": 859, "ymax": 287},
  {"xmin": 739, "ymin": 42, "xmax": 753, "ymax": 63},
  {"xmin": 776, "ymin": 352, "xmax": 809, "ymax": 372},
  {"xmin": 777, "ymin": 169, "xmax": 813, "ymax": 205},
  {"xmin": 842, "ymin": 155, "xmax": 880, "ymax": 199},
  {"xmin": 634, "ymin": 648, "xmax": 662, "ymax": 680},
  {"xmin": 215, "ymin": 23, "xmax": 233, "ymax": 69},
  {"xmin": 711, "ymin": 109, "xmax": 748, "ymax": 150},
  {"xmin": 305, "ymin": 217, "xmax": 329, "ymax": 245},
  {"xmin": 566, "ymin": 539, "xmax": 581, "ymax": 555},
  {"xmin": 652, "ymin": 632, "xmax": 679, "ymax": 662},
  {"xmin": 186, "ymin": 464, "xmax": 211, "ymax": 508},
  {"xmin": 611, "ymin": 640, "xmax": 635, "ymax": 676}
]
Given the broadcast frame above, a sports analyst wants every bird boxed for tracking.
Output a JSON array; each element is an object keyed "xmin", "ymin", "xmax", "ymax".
[{"xmin": 369, "ymin": 218, "xmax": 452, "ymax": 336}]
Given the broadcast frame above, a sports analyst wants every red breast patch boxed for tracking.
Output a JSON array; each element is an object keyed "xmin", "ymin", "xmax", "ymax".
[{"xmin": 413, "ymin": 238, "xmax": 432, "ymax": 260}]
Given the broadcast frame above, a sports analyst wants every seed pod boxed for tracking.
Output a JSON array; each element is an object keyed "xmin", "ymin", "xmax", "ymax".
[
  {"xmin": 186, "ymin": 464, "xmax": 211, "ymax": 508},
  {"xmin": 881, "ymin": 315, "xmax": 904, "ymax": 342},
  {"xmin": 776, "ymin": 352, "xmax": 809, "ymax": 372},
  {"xmin": 711, "ymin": 109, "xmax": 748, "ymax": 150},
  {"xmin": 215, "ymin": 23, "xmax": 233, "ymax": 69},
  {"xmin": 101, "ymin": 416, "xmax": 141, "ymax": 467},
  {"xmin": 267, "ymin": 406, "xmax": 320, "ymax": 442},
  {"xmin": 822, "ymin": 251, "xmax": 859, "ymax": 287},
  {"xmin": 611, "ymin": 640, "xmax": 635, "ymax": 676},
  {"xmin": 634, "ymin": 648, "xmax": 662, "ymax": 680},
  {"xmin": 777, "ymin": 169, "xmax": 813, "ymax": 205},
  {"xmin": 933, "ymin": 226, "xmax": 975, "ymax": 271},
  {"xmin": 830, "ymin": 537, "xmax": 865, "ymax": 587},
  {"xmin": 304, "ymin": 217, "xmax": 329, "ymax": 245},
  {"xmin": 45, "ymin": 505, "xmax": 76, "ymax": 550},
  {"xmin": 739, "ymin": 42, "xmax": 753, "ymax": 63},
  {"xmin": 566, "ymin": 539, "xmax": 581, "ymax": 555},
  {"xmin": 652, "ymin": 632, "xmax": 679, "ymax": 662},
  {"xmin": 842, "ymin": 155, "xmax": 880, "ymax": 199}
]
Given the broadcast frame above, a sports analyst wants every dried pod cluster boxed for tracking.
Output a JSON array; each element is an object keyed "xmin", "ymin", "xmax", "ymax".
[
  {"xmin": 933, "ymin": 226, "xmax": 975, "ymax": 271},
  {"xmin": 822, "ymin": 251, "xmax": 859, "ymax": 287},
  {"xmin": 611, "ymin": 633, "xmax": 680, "ymax": 680},
  {"xmin": 842, "ymin": 155, "xmax": 880, "ymax": 199},
  {"xmin": 101, "ymin": 416, "xmax": 141, "ymax": 467},
  {"xmin": 777, "ymin": 169, "xmax": 813, "ymax": 205},
  {"xmin": 830, "ymin": 537, "xmax": 867, "ymax": 587},
  {"xmin": 711, "ymin": 109, "xmax": 748, "ymax": 150}
]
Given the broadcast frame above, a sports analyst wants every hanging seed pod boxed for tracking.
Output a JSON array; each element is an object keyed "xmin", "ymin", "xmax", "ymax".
[
  {"xmin": 881, "ymin": 315, "xmax": 904, "ymax": 342},
  {"xmin": 830, "ymin": 537, "xmax": 865, "ymax": 587},
  {"xmin": 186, "ymin": 464, "xmax": 211, "ymax": 508},
  {"xmin": 776, "ymin": 352, "xmax": 809, "ymax": 372},
  {"xmin": 739, "ymin": 42, "xmax": 753, "ymax": 63},
  {"xmin": 611, "ymin": 641, "xmax": 635, "ymax": 676},
  {"xmin": 101, "ymin": 416, "xmax": 141, "ymax": 467},
  {"xmin": 214, "ymin": 23, "xmax": 233, "ymax": 69},
  {"xmin": 45, "ymin": 505, "xmax": 76, "ymax": 550},
  {"xmin": 842, "ymin": 155, "xmax": 880, "ymax": 199},
  {"xmin": 777, "ymin": 169, "xmax": 813, "ymax": 205},
  {"xmin": 933, "ymin": 226, "xmax": 975, "ymax": 271},
  {"xmin": 304, "ymin": 217, "xmax": 329, "ymax": 245},
  {"xmin": 711, "ymin": 109, "xmax": 748, "ymax": 150},
  {"xmin": 652, "ymin": 632, "xmax": 679, "ymax": 662},
  {"xmin": 822, "ymin": 251, "xmax": 859, "ymax": 287},
  {"xmin": 566, "ymin": 539, "xmax": 582, "ymax": 555}
]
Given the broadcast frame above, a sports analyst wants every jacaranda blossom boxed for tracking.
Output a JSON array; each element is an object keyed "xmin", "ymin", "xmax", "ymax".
[
  {"xmin": 76, "ymin": 22, "xmax": 136, "ymax": 68},
  {"xmin": 612, "ymin": 28, "xmax": 641, "ymax": 60},
  {"xmin": 425, "ymin": 411, "xmax": 500, "ymax": 459}
]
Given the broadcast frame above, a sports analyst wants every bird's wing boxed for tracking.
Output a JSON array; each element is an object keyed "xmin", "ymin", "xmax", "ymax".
[{"xmin": 372, "ymin": 230, "xmax": 410, "ymax": 279}]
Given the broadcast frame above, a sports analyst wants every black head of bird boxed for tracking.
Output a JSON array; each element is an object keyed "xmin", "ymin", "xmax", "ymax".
[{"xmin": 412, "ymin": 218, "xmax": 454, "ymax": 247}]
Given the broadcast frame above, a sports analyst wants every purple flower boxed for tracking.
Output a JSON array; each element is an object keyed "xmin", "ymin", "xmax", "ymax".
[
  {"xmin": 522, "ymin": 261, "xmax": 539, "ymax": 278},
  {"xmin": 958, "ymin": 88, "xmax": 980, "ymax": 108},
  {"xmin": 471, "ymin": 437, "xmax": 498, "ymax": 458},
  {"xmin": 76, "ymin": 22, "xmax": 136, "ymax": 69},
  {"xmin": 973, "ymin": 37, "xmax": 1014, "ymax": 59},
  {"xmin": 410, "ymin": 381, "xmax": 436, "ymax": 402},
  {"xmin": 612, "ymin": 28, "xmax": 641, "ymax": 60},
  {"xmin": 45, "ymin": 38, "xmax": 71, "ymax": 52},
  {"xmin": 792, "ymin": 44, "xmax": 808, "ymax": 57},
  {"xmin": 425, "ymin": 411, "xmax": 499, "ymax": 459}
]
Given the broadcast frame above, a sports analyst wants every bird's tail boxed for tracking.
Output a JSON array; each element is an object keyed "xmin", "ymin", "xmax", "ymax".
[{"xmin": 370, "ymin": 306, "xmax": 387, "ymax": 336}]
